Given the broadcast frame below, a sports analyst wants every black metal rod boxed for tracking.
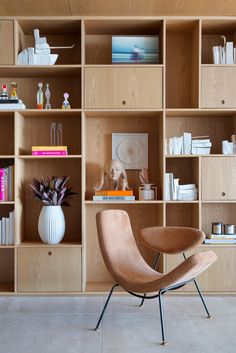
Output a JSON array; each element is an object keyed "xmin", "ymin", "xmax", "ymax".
[
  {"xmin": 183, "ymin": 253, "xmax": 211, "ymax": 318},
  {"xmin": 94, "ymin": 283, "xmax": 119, "ymax": 330},
  {"xmin": 158, "ymin": 290, "xmax": 167, "ymax": 345}
]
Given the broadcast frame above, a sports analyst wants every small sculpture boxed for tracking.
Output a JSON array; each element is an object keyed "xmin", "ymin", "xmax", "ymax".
[
  {"xmin": 62, "ymin": 93, "xmax": 71, "ymax": 109},
  {"xmin": 10, "ymin": 82, "xmax": 18, "ymax": 100},
  {"xmin": 94, "ymin": 159, "xmax": 129, "ymax": 191},
  {"xmin": 139, "ymin": 168, "xmax": 157, "ymax": 200},
  {"xmin": 37, "ymin": 82, "xmax": 44, "ymax": 109},
  {"xmin": 45, "ymin": 83, "xmax": 51, "ymax": 109},
  {"xmin": 0, "ymin": 83, "xmax": 26, "ymax": 109},
  {"xmin": 0, "ymin": 85, "xmax": 8, "ymax": 100}
]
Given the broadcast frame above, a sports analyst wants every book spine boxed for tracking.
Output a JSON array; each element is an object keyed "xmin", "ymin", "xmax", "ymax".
[
  {"xmin": 32, "ymin": 151, "xmax": 68, "ymax": 156},
  {"xmin": 32, "ymin": 146, "xmax": 68, "ymax": 151},
  {"xmin": 95, "ymin": 190, "xmax": 133, "ymax": 196},
  {"xmin": 93, "ymin": 196, "xmax": 135, "ymax": 201},
  {"xmin": 4, "ymin": 168, "xmax": 8, "ymax": 201},
  {"xmin": 0, "ymin": 168, "xmax": 4, "ymax": 201}
]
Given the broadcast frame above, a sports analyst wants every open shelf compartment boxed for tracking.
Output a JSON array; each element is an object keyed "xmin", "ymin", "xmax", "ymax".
[
  {"xmin": 0, "ymin": 248, "xmax": 14, "ymax": 293},
  {"xmin": 0, "ymin": 112, "xmax": 14, "ymax": 155}
]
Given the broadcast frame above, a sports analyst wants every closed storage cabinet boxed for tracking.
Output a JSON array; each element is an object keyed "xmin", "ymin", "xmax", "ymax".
[
  {"xmin": 202, "ymin": 67, "xmax": 236, "ymax": 108},
  {"xmin": 0, "ymin": 21, "xmax": 14, "ymax": 65},
  {"xmin": 17, "ymin": 247, "xmax": 82, "ymax": 292},
  {"xmin": 165, "ymin": 247, "xmax": 236, "ymax": 292},
  {"xmin": 202, "ymin": 157, "xmax": 236, "ymax": 200},
  {"xmin": 85, "ymin": 67, "xmax": 163, "ymax": 109}
]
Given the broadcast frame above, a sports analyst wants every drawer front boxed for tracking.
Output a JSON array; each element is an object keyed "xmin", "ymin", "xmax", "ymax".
[
  {"xmin": 202, "ymin": 67, "xmax": 236, "ymax": 108},
  {"xmin": 202, "ymin": 157, "xmax": 236, "ymax": 200},
  {"xmin": 0, "ymin": 21, "xmax": 14, "ymax": 65},
  {"xmin": 165, "ymin": 247, "xmax": 236, "ymax": 292},
  {"xmin": 85, "ymin": 67, "xmax": 163, "ymax": 109},
  {"xmin": 17, "ymin": 247, "xmax": 82, "ymax": 292}
]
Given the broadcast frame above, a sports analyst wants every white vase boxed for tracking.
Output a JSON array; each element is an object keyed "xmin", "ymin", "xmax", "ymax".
[
  {"xmin": 139, "ymin": 183, "xmax": 157, "ymax": 200},
  {"xmin": 38, "ymin": 206, "xmax": 65, "ymax": 244}
]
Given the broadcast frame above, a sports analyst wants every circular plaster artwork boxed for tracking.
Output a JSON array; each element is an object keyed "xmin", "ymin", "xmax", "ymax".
[{"xmin": 117, "ymin": 139, "xmax": 142, "ymax": 165}]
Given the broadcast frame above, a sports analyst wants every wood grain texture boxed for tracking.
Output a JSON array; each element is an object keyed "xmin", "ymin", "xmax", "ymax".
[
  {"xmin": 0, "ymin": 21, "xmax": 14, "ymax": 65},
  {"xmin": 166, "ymin": 203, "xmax": 199, "ymax": 228},
  {"xmin": 17, "ymin": 247, "xmax": 82, "ymax": 292},
  {"xmin": 85, "ymin": 67, "xmax": 163, "ymax": 109},
  {"xmin": 202, "ymin": 157, "xmax": 236, "ymax": 200},
  {"xmin": 0, "ymin": 112, "xmax": 14, "ymax": 155}
]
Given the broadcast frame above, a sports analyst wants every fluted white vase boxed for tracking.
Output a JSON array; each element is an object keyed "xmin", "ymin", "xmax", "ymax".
[{"xmin": 38, "ymin": 206, "xmax": 65, "ymax": 244}]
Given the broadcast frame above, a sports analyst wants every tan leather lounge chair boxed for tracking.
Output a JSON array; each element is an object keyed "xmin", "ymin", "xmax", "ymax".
[{"xmin": 95, "ymin": 209, "xmax": 217, "ymax": 345}]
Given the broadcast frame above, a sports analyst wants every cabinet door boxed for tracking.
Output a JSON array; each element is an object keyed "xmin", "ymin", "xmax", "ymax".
[
  {"xmin": 17, "ymin": 247, "xmax": 82, "ymax": 292},
  {"xmin": 202, "ymin": 157, "xmax": 236, "ymax": 200},
  {"xmin": 85, "ymin": 67, "xmax": 163, "ymax": 109},
  {"xmin": 165, "ymin": 247, "xmax": 236, "ymax": 292},
  {"xmin": 202, "ymin": 67, "xmax": 236, "ymax": 108},
  {"xmin": 0, "ymin": 21, "xmax": 14, "ymax": 65}
]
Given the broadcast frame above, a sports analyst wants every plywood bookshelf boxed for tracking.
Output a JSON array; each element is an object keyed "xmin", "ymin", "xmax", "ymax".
[{"xmin": 0, "ymin": 16, "xmax": 236, "ymax": 295}]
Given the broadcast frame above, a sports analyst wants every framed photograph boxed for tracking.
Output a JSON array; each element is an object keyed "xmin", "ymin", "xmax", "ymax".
[
  {"xmin": 112, "ymin": 35, "xmax": 159, "ymax": 64},
  {"xmin": 112, "ymin": 133, "xmax": 148, "ymax": 170}
]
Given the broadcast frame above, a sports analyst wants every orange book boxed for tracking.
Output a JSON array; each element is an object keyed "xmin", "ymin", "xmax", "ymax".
[{"xmin": 95, "ymin": 190, "xmax": 133, "ymax": 196}]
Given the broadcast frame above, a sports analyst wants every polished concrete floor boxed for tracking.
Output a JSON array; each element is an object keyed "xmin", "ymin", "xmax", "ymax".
[{"xmin": 0, "ymin": 295, "xmax": 235, "ymax": 353}]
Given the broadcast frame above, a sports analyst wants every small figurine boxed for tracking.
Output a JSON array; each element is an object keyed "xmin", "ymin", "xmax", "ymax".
[
  {"xmin": 62, "ymin": 93, "xmax": 71, "ymax": 109},
  {"xmin": 45, "ymin": 83, "xmax": 51, "ymax": 109},
  {"xmin": 37, "ymin": 82, "xmax": 43, "ymax": 109},
  {"xmin": 94, "ymin": 159, "xmax": 129, "ymax": 191},
  {"xmin": 0, "ymin": 85, "xmax": 9, "ymax": 100},
  {"xmin": 10, "ymin": 82, "xmax": 18, "ymax": 101}
]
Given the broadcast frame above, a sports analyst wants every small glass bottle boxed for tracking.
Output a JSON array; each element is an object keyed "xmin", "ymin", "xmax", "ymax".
[
  {"xmin": 37, "ymin": 82, "xmax": 43, "ymax": 109},
  {"xmin": 45, "ymin": 83, "xmax": 51, "ymax": 109}
]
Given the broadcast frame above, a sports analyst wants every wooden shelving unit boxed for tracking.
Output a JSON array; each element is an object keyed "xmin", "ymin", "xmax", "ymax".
[{"xmin": 0, "ymin": 16, "xmax": 236, "ymax": 295}]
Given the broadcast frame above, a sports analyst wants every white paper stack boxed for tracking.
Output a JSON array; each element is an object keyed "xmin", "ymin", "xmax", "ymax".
[
  {"xmin": 177, "ymin": 184, "xmax": 198, "ymax": 201},
  {"xmin": 191, "ymin": 139, "xmax": 211, "ymax": 155}
]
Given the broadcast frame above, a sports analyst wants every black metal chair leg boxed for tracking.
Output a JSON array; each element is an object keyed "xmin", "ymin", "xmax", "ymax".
[
  {"xmin": 158, "ymin": 290, "xmax": 167, "ymax": 345},
  {"xmin": 182, "ymin": 253, "xmax": 212, "ymax": 319},
  {"xmin": 94, "ymin": 283, "xmax": 119, "ymax": 331},
  {"xmin": 139, "ymin": 294, "xmax": 146, "ymax": 307}
]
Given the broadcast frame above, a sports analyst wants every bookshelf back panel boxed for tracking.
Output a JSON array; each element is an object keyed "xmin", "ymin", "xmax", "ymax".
[
  {"xmin": 85, "ymin": 112, "xmax": 163, "ymax": 200},
  {"xmin": 0, "ymin": 249, "xmax": 14, "ymax": 284},
  {"xmin": 166, "ymin": 203, "xmax": 199, "ymax": 228},
  {"xmin": 0, "ymin": 113, "xmax": 14, "ymax": 155},
  {"xmin": 85, "ymin": 203, "xmax": 164, "ymax": 284},
  {"xmin": 18, "ymin": 158, "xmax": 81, "ymax": 243},
  {"xmin": 16, "ymin": 112, "xmax": 81, "ymax": 155}
]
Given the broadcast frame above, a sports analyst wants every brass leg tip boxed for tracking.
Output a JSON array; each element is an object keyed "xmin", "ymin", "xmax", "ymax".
[
  {"xmin": 207, "ymin": 315, "xmax": 212, "ymax": 319},
  {"xmin": 161, "ymin": 341, "xmax": 167, "ymax": 346}
]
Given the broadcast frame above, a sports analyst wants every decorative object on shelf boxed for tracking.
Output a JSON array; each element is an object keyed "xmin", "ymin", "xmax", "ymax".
[
  {"xmin": 29, "ymin": 176, "xmax": 77, "ymax": 244},
  {"xmin": 94, "ymin": 159, "xmax": 130, "ymax": 192},
  {"xmin": 17, "ymin": 28, "xmax": 75, "ymax": 65},
  {"xmin": 166, "ymin": 133, "xmax": 212, "ymax": 155},
  {"xmin": 31, "ymin": 146, "xmax": 68, "ymax": 156},
  {"xmin": 45, "ymin": 83, "xmax": 51, "ymax": 109},
  {"xmin": 165, "ymin": 173, "xmax": 197, "ymax": 201},
  {"xmin": 37, "ymin": 82, "xmax": 44, "ymax": 109},
  {"xmin": 212, "ymin": 222, "xmax": 223, "ymax": 235},
  {"xmin": 50, "ymin": 122, "xmax": 63, "ymax": 146},
  {"xmin": 0, "ymin": 84, "xmax": 26, "ymax": 110},
  {"xmin": 93, "ymin": 189, "xmax": 134, "ymax": 201},
  {"xmin": 62, "ymin": 92, "xmax": 71, "ymax": 109},
  {"xmin": 138, "ymin": 168, "xmax": 157, "ymax": 200},
  {"xmin": 222, "ymin": 136, "xmax": 235, "ymax": 155},
  {"xmin": 112, "ymin": 36, "xmax": 159, "ymax": 64},
  {"xmin": 112, "ymin": 133, "xmax": 148, "ymax": 169},
  {"xmin": 205, "ymin": 223, "xmax": 236, "ymax": 244}
]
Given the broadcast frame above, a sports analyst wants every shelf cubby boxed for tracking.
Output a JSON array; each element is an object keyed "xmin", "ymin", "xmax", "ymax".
[
  {"xmin": 84, "ymin": 19, "xmax": 163, "ymax": 65},
  {"xmin": 202, "ymin": 203, "xmax": 236, "ymax": 236},
  {"xmin": 166, "ymin": 203, "xmax": 199, "ymax": 228},
  {"xmin": 16, "ymin": 158, "xmax": 81, "ymax": 245},
  {"xmin": 0, "ymin": 112, "xmax": 14, "ymax": 155},
  {"xmin": 15, "ymin": 110, "xmax": 81, "ymax": 156},
  {"xmin": 85, "ymin": 203, "xmax": 164, "ymax": 291},
  {"xmin": 202, "ymin": 19, "xmax": 236, "ymax": 64},
  {"xmin": 15, "ymin": 19, "xmax": 81, "ymax": 65},
  {"xmin": 84, "ymin": 111, "xmax": 164, "ymax": 200},
  {"xmin": 0, "ymin": 248, "xmax": 14, "ymax": 293},
  {"xmin": 166, "ymin": 20, "xmax": 200, "ymax": 108}
]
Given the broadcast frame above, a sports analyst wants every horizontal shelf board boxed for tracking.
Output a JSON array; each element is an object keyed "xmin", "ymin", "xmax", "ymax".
[
  {"xmin": 84, "ymin": 64, "xmax": 163, "ymax": 68},
  {"xmin": 202, "ymin": 64, "xmax": 236, "ymax": 67},
  {"xmin": 17, "ymin": 242, "xmax": 82, "ymax": 247},
  {"xmin": 0, "ymin": 155, "xmax": 15, "ymax": 159},
  {"xmin": 85, "ymin": 200, "xmax": 163, "ymax": 204},
  {"xmin": 202, "ymin": 154, "xmax": 236, "ymax": 158},
  {"xmin": 0, "ymin": 245, "xmax": 15, "ymax": 248},
  {"xmin": 0, "ymin": 65, "xmax": 81, "ymax": 78},
  {"xmin": 84, "ymin": 110, "xmax": 163, "ymax": 118},
  {"xmin": 165, "ymin": 154, "xmax": 199, "ymax": 158},
  {"xmin": 17, "ymin": 155, "xmax": 82, "ymax": 159},
  {"xmin": 166, "ymin": 109, "xmax": 236, "ymax": 117},
  {"xmin": 202, "ymin": 200, "xmax": 236, "ymax": 203},
  {"xmin": 165, "ymin": 201, "xmax": 199, "ymax": 204},
  {"xmin": 202, "ymin": 244, "xmax": 236, "ymax": 247},
  {"xmin": 17, "ymin": 109, "xmax": 81, "ymax": 116},
  {"xmin": 0, "ymin": 201, "xmax": 15, "ymax": 205}
]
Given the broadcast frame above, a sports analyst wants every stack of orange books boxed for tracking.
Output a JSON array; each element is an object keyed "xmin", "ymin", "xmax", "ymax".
[{"xmin": 93, "ymin": 190, "xmax": 135, "ymax": 201}]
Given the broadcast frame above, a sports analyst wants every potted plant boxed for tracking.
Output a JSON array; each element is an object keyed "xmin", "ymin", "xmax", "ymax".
[
  {"xmin": 139, "ymin": 168, "xmax": 157, "ymax": 200},
  {"xmin": 29, "ymin": 176, "xmax": 77, "ymax": 244}
]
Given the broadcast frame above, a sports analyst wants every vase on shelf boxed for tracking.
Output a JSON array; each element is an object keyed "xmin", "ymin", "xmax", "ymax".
[
  {"xmin": 139, "ymin": 183, "xmax": 157, "ymax": 201},
  {"xmin": 38, "ymin": 205, "xmax": 65, "ymax": 244}
]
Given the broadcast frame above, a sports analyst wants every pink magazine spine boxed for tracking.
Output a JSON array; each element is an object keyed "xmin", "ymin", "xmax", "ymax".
[
  {"xmin": 0, "ymin": 168, "xmax": 5, "ymax": 201},
  {"xmin": 32, "ymin": 151, "xmax": 68, "ymax": 156}
]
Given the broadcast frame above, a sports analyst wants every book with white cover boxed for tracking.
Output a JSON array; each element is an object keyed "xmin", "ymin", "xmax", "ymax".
[
  {"xmin": 212, "ymin": 46, "xmax": 221, "ymax": 64},
  {"xmin": 1, "ymin": 217, "xmax": 6, "ymax": 245},
  {"xmin": 178, "ymin": 184, "xmax": 196, "ymax": 190},
  {"xmin": 0, "ymin": 220, "xmax": 1, "ymax": 244},
  {"xmin": 226, "ymin": 42, "xmax": 234, "ymax": 64},
  {"xmin": 183, "ymin": 132, "xmax": 192, "ymax": 154},
  {"xmin": 165, "ymin": 173, "xmax": 174, "ymax": 200},
  {"xmin": 9, "ymin": 211, "xmax": 15, "ymax": 245},
  {"xmin": 5, "ymin": 218, "xmax": 10, "ymax": 245}
]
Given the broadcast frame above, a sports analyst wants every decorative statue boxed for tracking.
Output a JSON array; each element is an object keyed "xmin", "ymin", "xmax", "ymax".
[{"xmin": 94, "ymin": 159, "xmax": 129, "ymax": 191}]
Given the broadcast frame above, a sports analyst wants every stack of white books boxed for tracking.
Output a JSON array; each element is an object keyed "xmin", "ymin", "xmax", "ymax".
[
  {"xmin": 191, "ymin": 139, "xmax": 211, "ymax": 155},
  {"xmin": 165, "ymin": 174, "xmax": 198, "ymax": 201},
  {"xmin": 212, "ymin": 41, "xmax": 235, "ymax": 64},
  {"xmin": 0, "ymin": 210, "xmax": 15, "ymax": 245},
  {"xmin": 205, "ymin": 233, "xmax": 236, "ymax": 244}
]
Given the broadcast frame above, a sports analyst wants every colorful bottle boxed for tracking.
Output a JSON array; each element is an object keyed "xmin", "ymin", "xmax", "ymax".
[
  {"xmin": 37, "ymin": 82, "xmax": 43, "ymax": 109},
  {"xmin": 62, "ymin": 92, "xmax": 71, "ymax": 109},
  {"xmin": 10, "ymin": 82, "xmax": 18, "ymax": 100}
]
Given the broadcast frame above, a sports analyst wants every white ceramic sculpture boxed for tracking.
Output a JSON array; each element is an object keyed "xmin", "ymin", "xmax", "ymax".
[{"xmin": 94, "ymin": 159, "xmax": 129, "ymax": 191}]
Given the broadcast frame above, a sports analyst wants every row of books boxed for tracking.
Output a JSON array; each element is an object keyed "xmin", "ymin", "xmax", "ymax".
[
  {"xmin": 166, "ymin": 133, "xmax": 212, "ymax": 155},
  {"xmin": 212, "ymin": 42, "xmax": 236, "ymax": 64},
  {"xmin": 32, "ymin": 146, "xmax": 68, "ymax": 156},
  {"xmin": 0, "ymin": 166, "xmax": 14, "ymax": 201},
  {"xmin": 0, "ymin": 211, "xmax": 15, "ymax": 245},
  {"xmin": 93, "ymin": 190, "xmax": 135, "ymax": 201},
  {"xmin": 165, "ymin": 173, "xmax": 198, "ymax": 201},
  {"xmin": 205, "ymin": 233, "xmax": 236, "ymax": 244}
]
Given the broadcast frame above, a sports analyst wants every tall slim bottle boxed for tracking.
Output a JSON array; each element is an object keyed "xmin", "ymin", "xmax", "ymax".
[{"xmin": 37, "ymin": 82, "xmax": 43, "ymax": 109}]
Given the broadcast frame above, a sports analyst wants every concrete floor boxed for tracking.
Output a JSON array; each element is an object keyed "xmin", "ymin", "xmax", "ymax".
[{"xmin": 0, "ymin": 295, "xmax": 235, "ymax": 353}]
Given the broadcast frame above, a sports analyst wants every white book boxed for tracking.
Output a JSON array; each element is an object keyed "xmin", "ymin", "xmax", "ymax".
[
  {"xmin": 226, "ymin": 42, "xmax": 234, "ymax": 64},
  {"xmin": 168, "ymin": 138, "xmax": 173, "ymax": 155},
  {"xmin": 0, "ymin": 220, "xmax": 1, "ymax": 244},
  {"xmin": 220, "ymin": 46, "xmax": 225, "ymax": 64},
  {"xmin": 165, "ymin": 173, "xmax": 174, "ymax": 200},
  {"xmin": 178, "ymin": 188, "xmax": 197, "ymax": 194},
  {"xmin": 234, "ymin": 48, "xmax": 236, "ymax": 64},
  {"xmin": 173, "ymin": 178, "xmax": 179, "ymax": 201},
  {"xmin": 5, "ymin": 218, "xmax": 10, "ymax": 245},
  {"xmin": 1, "ymin": 218, "xmax": 6, "ymax": 245},
  {"xmin": 183, "ymin": 132, "xmax": 192, "ymax": 155},
  {"xmin": 178, "ymin": 193, "xmax": 198, "ymax": 201},
  {"xmin": 212, "ymin": 46, "xmax": 221, "ymax": 64},
  {"xmin": 191, "ymin": 147, "xmax": 211, "ymax": 155},
  {"xmin": 178, "ymin": 184, "xmax": 196, "ymax": 190},
  {"xmin": 9, "ymin": 211, "xmax": 15, "ymax": 245}
]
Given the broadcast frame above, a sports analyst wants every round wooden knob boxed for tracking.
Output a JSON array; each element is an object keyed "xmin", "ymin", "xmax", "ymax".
[
  {"xmin": 221, "ymin": 100, "xmax": 225, "ymax": 104},
  {"xmin": 221, "ymin": 192, "xmax": 226, "ymax": 196},
  {"xmin": 48, "ymin": 251, "xmax": 52, "ymax": 256},
  {"xmin": 122, "ymin": 100, "xmax": 126, "ymax": 105}
]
